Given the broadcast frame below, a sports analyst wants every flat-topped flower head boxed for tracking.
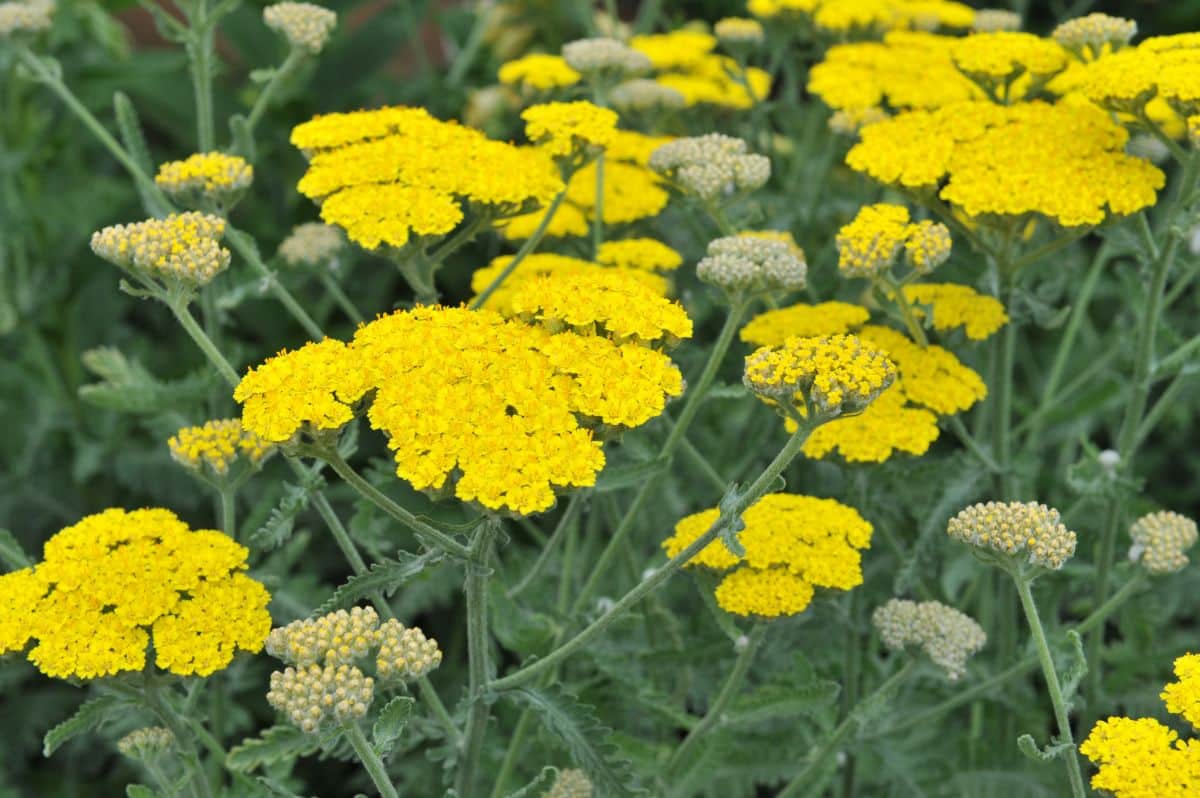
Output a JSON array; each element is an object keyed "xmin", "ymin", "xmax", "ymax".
[
  {"xmin": 951, "ymin": 31, "xmax": 1068, "ymax": 85},
  {"xmin": 1129, "ymin": 511, "xmax": 1199, "ymax": 575},
  {"xmin": 234, "ymin": 338, "xmax": 370, "ymax": 444},
  {"xmin": 904, "ymin": 220, "xmax": 952, "ymax": 273},
  {"xmin": 0, "ymin": 508, "xmax": 271, "ymax": 679},
  {"xmin": 561, "ymin": 37, "xmax": 651, "ymax": 77},
  {"xmin": 265, "ymin": 606, "xmax": 381, "ymax": 667},
  {"xmin": 263, "ymin": 2, "xmax": 336, "ymax": 54},
  {"xmin": 168, "ymin": 418, "xmax": 272, "ymax": 477},
  {"xmin": 801, "ymin": 384, "xmax": 940, "ymax": 463},
  {"xmin": 278, "ymin": 222, "xmax": 343, "ymax": 268},
  {"xmin": 836, "ymin": 204, "xmax": 912, "ymax": 278},
  {"xmin": 903, "ymin": 283, "xmax": 1008, "ymax": 340},
  {"xmin": 521, "ymin": 100, "xmax": 618, "ymax": 162},
  {"xmin": 1162, "ymin": 653, "xmax": 1200, "ymax": 729},
  {"xmin": 376, "ymin": 619, "xmax": 442, "ymax": 681},
  {"xmin": 715, "ymin": 17, "xmax": 765, "ymax": 48},
  {"xmin": 0, "ymin": 0, "xmax": 52, "ymax": 37},
  {"xmin": 610, "ymin": 78, "xmax": 686, "ymax": 111},
  {"xmin": 1053, "ymin": 14, "xmax": 1137, "ymax": 59},
  {"xmin": 506, "ymin": 269, "xmax": 693, "ymax": 346},
  {"xmin": 972, "ymin": 9, "xmax": 1020, "ymax": 33},
  {"xmin": 663, "ymin": 493, "xmax": 873, "ymax": 618},
  {"xmin": 648, "ymin": 134, "xmax": 770, "ymax": 200},
  {"xmin": 948, "ymin": 501, "xmax": 1076, "ymax": 571},
  {"xmin": 547, "ymin": 769, "xmax": 594, "ymax": 798},
  {"xmin": 90, "ymin": 212, "xmax": 230, "ymax": 289},
  {"xmin": 293, "ymin": 106, "xmax": 562, "ymax": 250},
  {"xmin": 117, "ymin": 727, "xmax": 175, "ymax": 762},
  {"xmin": 697, "ymin": 233, "xmax": 807, "ymax": 297},
  {"xmin": 829, "ymin": 107, "xmax": 890, "ymax": 136},
  {"xmin": 155, "ymin": 152, "xmax": 252, "ymax": 209},
  {"xmin": 873, "ymin": 598, "xmax": 986, "ymax": 680},
  {"xmin": 744, "ymin": 334, "xmax": 896, "ymax": 418},
  {"xmin": 741, "ymin": 301, "xmax": 871, "ymax": 347},
  {"xmin": 596, "ymin": 238, "xmax": 682, "ymax": 272},
  {"xmin": 268, "ymin": 663, "xmax": 374, "ymax": 734},
  {"xmin": 470, "ymin": 252, "xmax": 669, "ymax": 312},
  {"xmin": 498, "ymin": 53, "xmax": 581, "ymax": 91}
]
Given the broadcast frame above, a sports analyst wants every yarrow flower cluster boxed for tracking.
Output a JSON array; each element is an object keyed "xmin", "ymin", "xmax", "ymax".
[
  {"xmin": 972, "ymin": 9, "xmax": 1021, "ymax": 33},
  {"xmin": 610, "ymin": 78, "xmax": 686, "ymax": 111},
  {"xmin": 714, "ymin": 17, "xmax": 765, "ymax": 48},
  {"xmin": 277, "ymin": 222, "xmax": 343, "ymax": 268},
  {"xmin": 595, "ymin": 238, "xmax": 682, "ymax": 272},
  {"xmin": 748, "ymin": 0, "xmax": 974, "ymax": 34},
  {"xmin": 1052, "ymin": 13, "xmax": 1137, "ymax": 59},
  {"xmin": 744, "ymin": 334, "xmax": 896, "ymax": 418},
  {"xmin": 949, "ymin": 31, "xmax": 1067, "ymax": 86},
  {"xmin": 116, "ymin": 727, "xmax": 175, "ymax": 762},
  {"xmin": 663, "ymin": 494, "xmax": 874, "ymax": 617},
  {"xmin": 168, "ymin": 419, "xmax": 273, "ymax": 477},
  {"xmin": 0, "ymin": 0, "xmax": 52, "ymax": 37},
  {"xmin": 648, "ymin": 133, "xmax": 770, "ymax": 200},
  {"xmin": 561, "ymin": 37, "xmax": 651, "ymax": 77},
  {"xmin": 546, "ymin": 769, "xmax": 594, "ymax": 798},
  {"xmin": 629, "ymin": 29, "xmax": 771, "ymax": 108},
  {"xmin": 155, "ymin": 152, "xmax": 253, "ymax": 208},
  {"xmin": 1081, "ymin": 652, "xmax": 1200, "ymax": 798},
  {"xmin": 498, "ymin": 53, "xmax": 582, "ymax": 91},
  {"xmin": 265, "ymin": 607, "xmax": 442, "ymax": 733},
  {"xmin": 521, "ymin": 100, "xmax": 618, "ymax": 161},
  {"xmin": 0, "ymin": 508, "xmax": 271, "ymax": 679},
  {"xmin": 948, "ymin": 501, "xmax": 1077, "ymax": 571},
  {"xmin": 836, "ymin": 204, "xmax": 952, "ymax": 278},
  {"xmin": 873, "ymin": 598, "xmax": 986, "ymax": 680},
  {"xmin": 903, "ymin": 283, "xmax": 1008, "ymax": 340},
  {"xmin": 696, "ymin": 233, "xmax": 808, "ymax": 296},
  {"xmin": 262, "ymin": 1, "xmax": 337, "ymax": 54},
  {"xmin": 1128, "ymin": 511, "xmax": 1199, "ymax": 574},
  {"xmin": 236, "ymin": 306, "xmax": 687, "ymax": 515},
  {"xmin": 293, "ymin": 106, "xmax": 562, "ymax": 249},
  {"xmin": 470, "ymin": 252, "xmax": 670, "ymax": 312},
  {"xmin": 90, "ymin": 212, "xmax": 231, "ymax": 288},
  {"xmin": 740, "ymin": 301, "xmax": 870, "ymax": 345}
]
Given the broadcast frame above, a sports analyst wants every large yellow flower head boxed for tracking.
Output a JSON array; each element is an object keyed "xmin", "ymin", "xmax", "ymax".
[
  {"xmin": 801, "ymin": 384, "xmax": 939, "ymax": 462},
  {"xmin": 847, "ymin": 100, "xmax": 1165, "ymax": 227},
  {"xmin": 168, "ymin": 418, "xmax": 273, "ymax": 477},
  {"xmin": 748, "ymin": 0, "xmax": 973, "ymax": 34},
  {"xmin": 90, "ymin": 212, "xmax": 230, "ymax": 288},
  {"xmin": 744, "ymin": 333, "xmax": 896, "ymax": 418},
  {"xmin": 498, "ymin": 53, "xmax": 582, "ymax": 91},
  {"xmin": 1082, "ymin": 653, "xmax": 1200, "ymax": 798},
  {"xmin": 469, "ymin": 252, "xmax": 670, "ymax": 312},
  {"xmin": 0, "ymin": 508, "xmax": 271, "ymax": 679},
  {"xmin": 835, "ymin": 203, "xmax": 913, "ymax": 278},
  {"xmin": 949, "ymin": 31, "xmax": 1068, "ymax": 85},
  {"xmin": 662, "ymin": 493, "xmax": 873, "ymax": 618},
  {"xmin": 155, "ymin": 152, "xmax": 253, "ymax": 209},
  {"xmin": 521, "ymin": 100, "xmax": 619, "ymax": 161},
  {"xmin": 292, "ymin": 106, "xmax": 562, "ymax": 250}
]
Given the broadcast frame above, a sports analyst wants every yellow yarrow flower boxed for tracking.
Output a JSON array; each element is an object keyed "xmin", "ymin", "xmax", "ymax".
[
  {"xmin": 741, "ymin": 301, "xmax": 871, "ymax": 347},
  {"xmin": 628, "ymin": 30, "xmax": 716, "ymax": 71},
  {"xmin": 498, "ymin": 53, "xmax": 582, "ymax": 91},
  {"xmin": 469, "ymin": 252, "xmax": 670, "ymax": 312},
  {"xmin": 858, "ymin": 325, "xmax": 986, "ymax": 415},
  {"xmin": 836, "ymin": 203, "xmax": 913, "ymax": 278},
  {"xmin": 800, "ymin": 383, "xmax": 940, "ymax": 462},
  {"xmin": 950, "ymin": 31, "xmax": 1068, "ymax": 84},
  {"xmin": 596, "ymin": 238, "xmax": 682, "ymax": 272},
  {"xmin": 168, "ymin": 419, "xmax": 272, "ymax": 476},
  {"xmin": 744, "ymin": 333, "xmax": 896, "ymax": 418},
  {"xmin": 155, "ymin": 151, "xmax": 252, "ymax": 208},
  {"xmin": 748, "ymin": 0, "xmax": 973, "ymax": 33},
  {"xmin": 663, "ymin": 493, "xmax": 873, "ymax": 618},
  {"xmin": 1163, "ymin": 653, "xmax": 1200, "ymax": 729},
  {"xmin": 0, "ymin": 508, "xmax": 270, "ymax": 679},
  {"xmin": 521, "ymin": 100, "xmax": 618, "ymax": 160},
  {"xmin": 903, "ymin": 283, "xmax": 1008, "ymax": 341},
  {"xmin": 90, "ymin": 212, "xmax": 230, "ymax": 288}
]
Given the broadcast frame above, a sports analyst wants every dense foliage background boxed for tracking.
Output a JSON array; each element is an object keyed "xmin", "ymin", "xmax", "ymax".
[{"xmin": 3, "ymin": 1, "xmax": 1200, "ymax": 796}]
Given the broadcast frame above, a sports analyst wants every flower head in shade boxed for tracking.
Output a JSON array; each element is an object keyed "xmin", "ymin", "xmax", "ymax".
[
  {"xmin": 610, "ymin": 78, "xmax": 687, "ymax": 111},
  {"xmin": 873, "ymin": 598, "xmax": 986, "ymax": 680},
  {"xmin": 268, "ymin": 663, "xmax": 374, "ymax": 734},
  {"xmin": 1162, "ymin": 653, "xmax": 1200, "ymax": 729},
  {"xmin": 948, "ymin": 501, "xmax": 1076, "ymax": 571},
  {"xmin": 263, "ymin": 2, "xmax": 337, "ymax": 54},
  {"xmin": 1129, "ymin": 511, "xmax": 1199, "ymax": 575},
  {"xmin": 744, "ymin": 334, "xmax": 896, "ymax": 419},
  {"xmin": 521, "ymin": 100, "xmax": 618, "ymax": 163},
  {"xmin": 596, "ymin": 238, "xmax": 682, "ymax": 272},
  {"xmin": 561, "ymin": 37, "xmax": 651, "ymax": 78},
  {"xmin": 117, "ymin": 727, "xmax": 175, "ymax": 762},
  {"xmin": 278, "ymin": 222, "xmax": 344, "ymax": 269},
  {"xmin": 498, "ymin": 53, "xmax": 582, "ymax": 91},
  {"xmin": 155, "ymin": 152, "xmax": 252, "ymax": 210},
  {"xmin": 0, "ymin": 508, "xmax": 271, "ymax": 679},
  {"xmin": 903, "ymin": 283, "xmax": 1007, "ymax": 340},
  {"xmin": 715, "ymin": 17, "xmax": 765, "ymax": 48},
  {"xmin": 169, "ymin": 419, "xmax": 272, "ymax": 477},
  {"xmin": 648, "ymin": 134, "xmax": 770, "ymax": 200},
  {"xmin": 0, "ymin": 0, "xmax": 53, "ymax": 37},
  {"xmin": 663, "ymin": 493, "xmax": 873, "ymax": 618},
  {"xmin": 697, "ymin": 233, "xmax": 807, "ymax": 297},
  {"xmin": 972, "ymin": 9, "xmax": 1020, "ymax": 33},
  {"xmin": 376, "ymin": 619, "xmax": 442, "ymax": 681},
  {"xmin": 547, "ymin": 769, "xmax": 594, "ymax": 798},
  {"xmin": 90, "ymin": 212, "xmax": 230, "ymax": 289},
  {"xmin": 1053, "ymin": 13, "xmax": 1137, "ymax": 59}
]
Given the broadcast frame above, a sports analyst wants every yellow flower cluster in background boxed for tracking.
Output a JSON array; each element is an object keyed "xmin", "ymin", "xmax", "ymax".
[
  {"xmin": 596, "ymin": 238, "xmax": 682, "ymax": 271},
  {"xmin": 521, "ymin": 100, "xmax": 618, "ymax": 159},
  {"xmin": 904, "ymin": 283, "xmax": 1008, "ymax": 340},
  {"xmin": 168, "ymin": 418, "xmax": 272, "ymax": 476},
  {"xmin": 293, "ymin": 106, "xmax": 562, "ymax": 249},
  {"xmin": 1082, "ymin": 652, "xmax": 1200, "ymax": 797},
  {"xmin": 470, "ymin": 252, "xmax": 670, "ymax": 312},
  {"xmin": 748, "ymin": 0, "xmax": 974, "ymax": 34},
  {"xmin": 663, "ymin": 494, "xmax": 873, "ymax": 617},
  {"xmin": 0, "ymin": 508, "xmax": 270, "ymax": 679},
  {"xmin": 847, "ymin": 101, "xmax": 1164, "ymax": 227},
  {"xmin": 498, "ymin": 53, "xmax": 581, "ymax": 90},
  {"xmin": 949, "ymin": 31, "xmax": 1067, "ymax": 85},
  {"xmin": 236, "ymin": 305, "xmax": 688, "ymax": 515},
  {"xmin": 155, "ymin": 151, "xmax": 253, "ymax": 206},
  {"xmin": 740, "ymin": 301, "xmax": 870, "ymax": 344}
]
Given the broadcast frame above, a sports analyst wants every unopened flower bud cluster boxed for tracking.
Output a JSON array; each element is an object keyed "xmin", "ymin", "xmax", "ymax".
[
  {"xmin": 0, "ymin": 0, "xmax": 53, "ymax": 37},
  {"xmin": 546, "ymin": 768, "xmax": 594, "ymax": 798},
  {"xmin": 376, "ymin": 618, "xmax": 443, "ymax": 681},
  {"xmin": 904, "ymin": 220, "xmax": 952, "ymax": 274},
  {"xmin": 972, "ymin": 9, "xmax": 1021, "ymax": 33},
  {"xmin": 1129, "ymin": 511, "xmax": 1199, "ymax": 574},
  {"xmin": 263, "ymin": 1, "xmax": 337, "ymax": 54},
  {"xmin": 278, "ymin": 222, "xmax": 344, "ymax": 268},
  {"xmin": 116, "ymin": 726, "xmax": 175, "ymax": 761},
  {"xmin": 715, "ymin": 17, "xmax": 764, "ymax": 47},
  {"xmin": 90, "ymin": 212, "xmax": 230, "ymax": 288},
  {"xmin": 267, "ymin": 662, "xmax": 374, "ymax": 733},
  {"xmin": 610, "ymin": 79, "xmax": 686, "ymax": 111},
  {"xmin": 697, "ymin": 234, "xmax": 807, "ymax": 294},
  {"xmin": 648, "ymin": 134, "xmax": 770, "ymax": 200},
  {"xmin": 168, "ymin": 418, "xmax": 272, "ymax": 476},
  {"xmin": 873, "ymin": 599, "xmax": 986, "ymax": 680},
  {"xmin": 1052, "ymin": 13, "xmax": 1137, "ymax": 56},
  {"xmin": 562, "ymin": 37, "xmax": 651, "ymax": 77},
  {"xmin": 155, "ymin": 152, "xmax": 253, "ymax": 207},
  {"xmin": 948, "ymin": 501, "xmax": 1077, "ymax": 571}
]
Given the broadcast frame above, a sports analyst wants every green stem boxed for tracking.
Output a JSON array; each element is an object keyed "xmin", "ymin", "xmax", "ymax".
[
  {"xmin": 227, "ymin": 229, "xmax": 325, "ymax": 340},
  {"xmin": 993, "ymin": 286, "xmax": 1017, "ymax": 500},
  {"xmin": 1135, "ymin": 373, "xmax": 1194, "ymax": 448},
  {"xmin": 169, "ymin": 300, "xmax": 241, "ymax": 386},
  {"xmin": 668, "ymin": 625, "xmax": 767, "ymax": 779},
  {"xmin": 592, "ymin": 152, "xmax": 605, "ymax": 258},
  {"xmin": 186, "ymin": 0, "xmax": 217, "ymax": 152},
  {"xmin": 492, "ymin": 420, "xmax": 814, "ymax": 692},
  {"xmin": 218, "ymin": 487, "xmax": 236, "ymax": 538},
  {"xmin": 446, "ymin": 6, "xmax": 490, "ymax": 87},
  {"xmin": 487, "ymin": 710, "xmax": 535, "ymax": 798},
  {"xmin": 1013, "ymin": 575, "xmax": 1087, "ymax": 798},
  {"xmin": 880, "ymin": 274, "xmax": 927, "ymax": 346},
  {"xmin": 1010, "ymin": 229, "xmax": 1093, "ymax": 273},
  {"xmin": 775, "ymin": 661, "xmax": 917, "ymax": 798},
  {"xmin": 245, "ymin": 49, "xmax": 304, "ymax": 134},
  {"xmin": 570, "ymin": 301, "xmax": 750, "ymax": 615},
  {"xmin": 947, "ymin": 416, "xmax": 1002, "ymax": 474},
  {"xmin": 427, "ymin": 214, "xmax": 486, "ymax": 272},
  {"xmin": 317, "ymin": 270, "xmax": 366, "ymax": 324},
  {"xmin": 141, "ymin": 683, "xmax": 215, "ymax": 798},
  {"xmin": 319, "ymin": 449, "xmax": 472, "ymax": 560},
  {"xmin": 470, "ymin": 190, "xmax": 568, "ymax": 309},
  {"xmin": 343, "ymin": 722, "xmax": 401, "ymax": 798},
  {"xmin": 455, "ymin": 521, "xmax": 500, "ymax": 797},
  {"xmin": 507, "ymin": 493, "xmax": 583, "ymax": 599},
  {"xmin": 678, "ymin": 434, "xmax": 729, "ymax": 495}
]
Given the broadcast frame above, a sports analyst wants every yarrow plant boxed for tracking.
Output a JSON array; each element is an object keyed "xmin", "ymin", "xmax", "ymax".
[{"xmin": 5, "ymin": 2, "xmax": 1200, "ymax": 797}]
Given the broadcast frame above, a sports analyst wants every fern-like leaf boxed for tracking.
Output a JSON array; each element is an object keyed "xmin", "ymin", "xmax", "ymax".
[
  {"xmin": 43, "ymin": 694, "xmax": 126, "ymax": 757},
  {"xmin": 313, "ymin": 551, "xmax": 443, "ymax": 616},
  {"xmin": 227, "ymin": 726, "xmax": 318, "ymax": 772},
  {"xmin": 249, "ymin": 472, "xmax": 326, "ymax": 551}
]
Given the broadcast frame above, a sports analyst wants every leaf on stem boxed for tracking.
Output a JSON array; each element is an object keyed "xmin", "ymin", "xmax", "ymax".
[
  {"xmin": 250, "ymin": 472, "xmax": 326, "ymax": 551},
  {"xmin": 312, "ymin": 550, "xmax": 444, "ymax": 616},
  {"xmin": 227, "ymin": 725, "xmax": 318, "ymax": 772},
  {"xmin": 43, "ymin": 694, "xmax": 127, "ymax": 757}
]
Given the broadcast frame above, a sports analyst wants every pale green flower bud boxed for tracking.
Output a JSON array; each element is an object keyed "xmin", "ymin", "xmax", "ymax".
[
  {"xmin": 697, "ymin": 234, "xmax": 806, "ymax": 295},
  {"xmin": 610, "ymin": 79, "xmax": 686, "ymax": 111},
  {"xmin": 1053, "ymin": 13, "xmax": 1137, "ymax": 56},
  {"xmin": 546, "ymin": 768, "xmax": 593, "ymax": 798},
  {"xmin": 648, "ymin": 134, "xmax": 770, "ymax": 200},
  {"xmin": 376, "ymin": 619, "xmax": 443, "ymax": 681},
  {"xmin": 1129, "ymin": 511, "xmax": 1199, "ymax": 575},
  {"xmin": 278, "ymin": 222, "xmax": 345, "ymax": 269},
  {"xmin": 263, "ymin": 1, "xmax": 337, "ymax": 54},
  {"xmin": 562, "ymin": 37, "xmax": 651, "ymax": 77},
  {"xmin": 117, "ymin": 727, "xmax": 175, "ymax": 762},
  {"xmin": 972, "ymin": 9, "xmax": 1021, "ymax": 33},
  {"xmin": 267, "ymin": 662, "xmax": 375, "ymax": 734},
  {"xmin": 0, "ymin": 0, "xmax": 52, "ymax": 38},
  {"xmin": 90, "ymin": 213, "xmax": 231, "ymax": 288},
  {"xmin": 265, "ymin": 606, "xmax": 381, "ymax": 667},
  {"xmin": 873, "ymin": 599, "xmax": 986, "ymax": 681}
]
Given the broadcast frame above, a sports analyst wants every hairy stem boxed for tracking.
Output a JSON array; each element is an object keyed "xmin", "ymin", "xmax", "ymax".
[
  {"xmin": 343, "ymin": 722, "xmax": 401, "ymax": 798},
  {"xmin": 470, "ymin": 190, "xmax": 568, "ymax": 309},
  {"xmin": 455, "ymin": 521, "xmax": 500, "ymax": 796}
]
